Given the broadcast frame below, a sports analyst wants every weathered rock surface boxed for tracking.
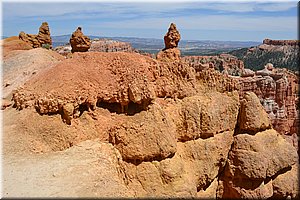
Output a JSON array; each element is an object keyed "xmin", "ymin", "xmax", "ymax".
[
  {"xmin": 238, "ymin": 92, "xmax": 271, "ymax": 133},
  {"xmin": 109, "ymin": 103, "xmax": 177, "ymax": 162},
  {"xmin": 69, "ymin": 27, "xmax": 91, "ymax": 53},
  {"xmin": 220, "ymin": 128, "xmax": 298, "ymax": 199},
  {"xmin": 157, "ymin": 23, "xmax": 181, "ymax": 61},
  {"xmin": 12, "ymin": 52, "xmax": 239, "ymax": 124},
  {"xmin": 157, "ymin": 48, "xmax": 181, "ymax": 62},
  {"xmin": 163, "ymin": 23, "xmax": 181, "ymax": 49},
  {"xmin": 118, "ymin": 129, "xmax": 235, "ymax": 197},
  {"xmin": 9, "ymin": 49, "xmax": 244, "ymax": 198},
  {"xmin": 218, "ymin": 91, "xmax": 298, "ymax": 199},
  {"xmin": 176, "ymin": 92, "xmax": 239, "ymax": 140},
  {"xmin": 272, "ymin": 163, "xmax": 299, "ymax": 199},
  {"xmin": 6, "ymin": 33, "xmax": 299, "ymax": 198},
  {"xmin": 19, "ymin": 22, "xmax": 52, "ymax": 48}
]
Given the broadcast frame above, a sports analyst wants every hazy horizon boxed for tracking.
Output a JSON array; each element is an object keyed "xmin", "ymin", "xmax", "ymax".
[{"xmin": 2, "ymin": 1, "xmax": 298, "ymax": 42}]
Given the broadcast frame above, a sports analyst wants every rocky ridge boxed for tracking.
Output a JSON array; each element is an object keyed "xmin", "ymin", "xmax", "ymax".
[
  {"xmin": 89, "ymin": 39, "xmax": 136, "ymax": 53},
  {"xmin": 229, "ymin": 39, "xmax": 299, "ymax": 71},
  {"xmin": 263, "ymin": 38, "xmax": 299, "ymax": 46}
]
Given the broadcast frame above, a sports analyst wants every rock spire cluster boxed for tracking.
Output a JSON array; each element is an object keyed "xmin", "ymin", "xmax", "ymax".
[{"xmin": 19, "ymin": 22, "xmax": 52, "ymax": 48}]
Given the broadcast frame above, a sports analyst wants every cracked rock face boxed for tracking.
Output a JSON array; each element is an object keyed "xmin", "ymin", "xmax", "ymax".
[{"xmin": 69, "ymin": 27, "xmax": 91, "ymax": 53}]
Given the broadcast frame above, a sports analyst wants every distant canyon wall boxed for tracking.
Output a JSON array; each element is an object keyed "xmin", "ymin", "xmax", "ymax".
[{"xmin": 263, "ymin": 38, "xmax": 299, "ymax": 46}]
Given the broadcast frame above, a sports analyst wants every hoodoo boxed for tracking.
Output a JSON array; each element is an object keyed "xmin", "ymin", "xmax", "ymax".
[
  {"xmin": 69, "ymin": 27, "xmax": 91, "ymax": 53},
  {"xmin": 157, "ymin": 23, "xmax": 181, "ymax": 61}
]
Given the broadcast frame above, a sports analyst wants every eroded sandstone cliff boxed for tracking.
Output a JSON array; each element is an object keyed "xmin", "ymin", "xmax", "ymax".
[
  {"xmin": 5, "ymin": 24, "xmax": 298, "ymax": 199},
  {"xmin": 11, "ymin": 50, "xmax": 298, "ymax": 198}
]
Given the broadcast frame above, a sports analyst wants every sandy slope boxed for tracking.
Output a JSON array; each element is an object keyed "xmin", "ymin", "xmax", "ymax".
[
  {"xmin": 2, "ymin": 48, "xmax": 64, "ymax": 99},
  {"xmin": 2, "ymin": 107, "xmax": 131, "ymax": 198}
]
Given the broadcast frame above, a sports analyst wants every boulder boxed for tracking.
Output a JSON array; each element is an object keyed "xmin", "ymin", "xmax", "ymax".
[
  {"xmin": 220, "ymin": 129, "xmax": 298, "ymax": 199},
  {"xmin": 238, "ymin": 92, "xmax": 271, "ymax": 133},
  {"xmin": 176, "ymin": 92, "xmax": 239, "ymax": 141}
]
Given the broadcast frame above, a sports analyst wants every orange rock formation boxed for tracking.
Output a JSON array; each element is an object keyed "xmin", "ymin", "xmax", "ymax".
[
  {"xmin": 69, "ymin": 27, "xmax": 91, "ymax": 53},
  {"xmin": 19, "ymin": 22, "xmax": 52, "ymax": 48},
  {"xmin": 157, "ymin": 23, "xmax": 181, "ymax": 61}
]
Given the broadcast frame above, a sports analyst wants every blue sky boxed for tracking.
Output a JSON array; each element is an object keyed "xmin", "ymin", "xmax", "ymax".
[{"xmin": 2, "ymin": 0, "xmax": 298, "ymax": 41}]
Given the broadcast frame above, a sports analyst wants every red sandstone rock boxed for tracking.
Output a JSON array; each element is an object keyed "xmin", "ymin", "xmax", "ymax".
[
  {"xmin": 69, "ymin": 27, "xmax": 91, "ymax": 53},
  {"xmin": 19, "ymin": 22, "xmax": 52, "ymax": 48},
  {"xmin": 157, "ymin": 48, "xmax": 181, "ymax": 62},
  {"xmin": 1, "ymin": 36, "xmax": 33, "ymax": 58}
]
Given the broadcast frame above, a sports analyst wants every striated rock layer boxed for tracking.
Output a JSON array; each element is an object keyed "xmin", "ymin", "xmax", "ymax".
[{"xmin": 19, "ymin": 22, "xmax": 52, "ymax": 48}]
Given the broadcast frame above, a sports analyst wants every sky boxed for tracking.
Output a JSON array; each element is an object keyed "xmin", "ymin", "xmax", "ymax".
[{"xmin": 1, "ymin": 0, "xmax": 298, "ymax": 41}]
